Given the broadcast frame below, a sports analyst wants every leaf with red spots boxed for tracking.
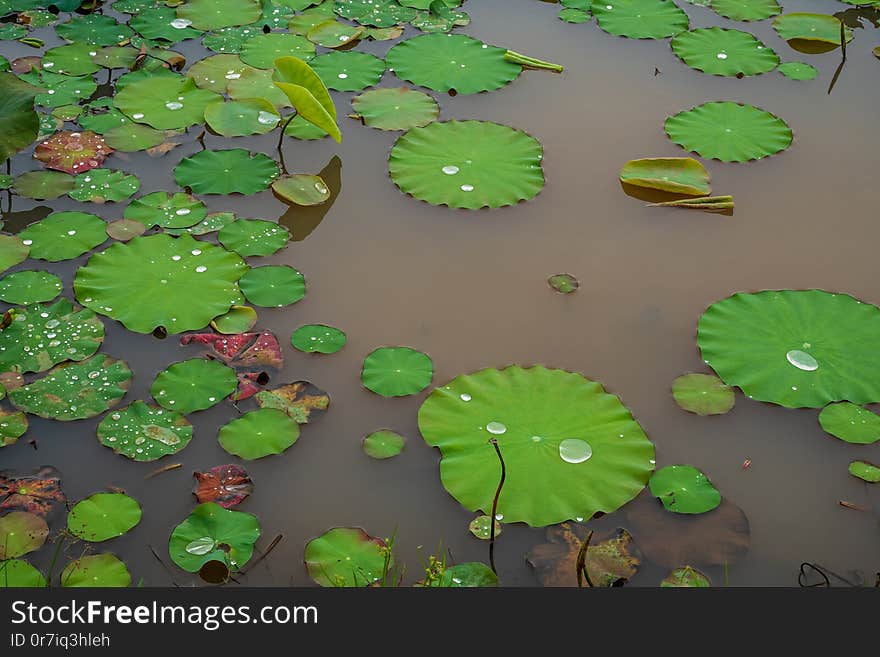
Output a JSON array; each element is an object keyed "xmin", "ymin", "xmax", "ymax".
[
  {"xmin": 0, "ymin": 466, "xmax": 65, "ymax": 518},
  {"xmin": 34, "ymin": 131, "xmax": 113, "ymax": 175},
  {"xmin": 255, "ymin": 381, "xmax": 329, "ymax": 424},
  {"xmin": 181, "ymin": 332, "xmax": 258, "ymax": 361},
  {"xmin": 231, "ymin": 371, "xmax": 263, "ymax": 402},
  {"xmin": 193, "ymin": 465, "xmax": 253, "ymax": 508},
  {"xmin": 235, "ymin": 331, "xmax": 283, "ymax": 369},
  {"xmin": 181, "ymin": 331, "xmax": 283, "ymax": 369}
]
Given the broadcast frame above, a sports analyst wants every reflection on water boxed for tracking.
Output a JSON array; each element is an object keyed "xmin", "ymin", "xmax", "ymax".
[{"xmin": 277, "ymin": 155, "xmax": 342, "ymax": 242}]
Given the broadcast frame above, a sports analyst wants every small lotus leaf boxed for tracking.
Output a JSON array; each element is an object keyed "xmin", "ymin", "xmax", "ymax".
[
  {"xmin": 0, "ymin": 512, "xmax": 47, "ymax": 558},
  {"xmin": 559, "ymin": 7, "xmax": 591, "ymax": 22},
  {"xmin": 103, "ymin": 123, "xmax": 168, "ymax": 152},
  {"xmin": 307, "ymin": 19, "xmax": 364, "ymax": 48},
  {"xmin": 42, "ymin": 44, "xmax": 100, "ymax": 77},
  {"xmin": 0, "ymin": 236, "xmax": 28, "ymax": 274},
  {"xmin": 778, "ymin": 62, "xmax": 817, "ymax": 81},
  {"xmin": 592, "ymin": 0, "xmax": 689, "ymax": 40},
  {"xmin": 114, "ymin": 76, "xmax": 221, "ymax": 130},
  {"xmin": 649, "ymin": 465, "xmax": 721, "ymax": 514},
  {"xmin": 177, "ymin": 0, "xmax": 262, "ymax": 30},
  {"xmin": 671, "ymin": 28, "xmax": 779, "ymax": 77},
  {"xmin": 174, "ymin": 149, "xmax": 280, "ymax": 195},
  {"xmin": 619, "ymin": 157, "xmax": 710, "ymax": 195},
  {"xmin": 193, "ymin": 465, "xmax": 254, "ymax": 508},
  {"xmin": 186, "ymin": 54, "xmax": 255, "ymax": 94},
  {"xmin": 672, "ymin": 373, "xmax": 734, "ymax": 415},
  {"xmin": 0, "ymin": 411, "xmax": 28, "ymax": 447},
  {"xmin": 0, "ymin": 559, "xmax": 46, "ymax": 587},
  {"xmin": 848, "ymin": 461, "xmax": 880, "ymax": 483},
  {"xmin": 70, "ymin": 169, "xmax": 140, "ymax": 203},
  {"xmin": 130, "ymin": 7, "xmax": 204, "ymax": 43},
  {"xmin": 204, "ymin": 98, "xmax": 280, "ymax": 137},
  {"xmin": 0, "ymin": 72, "xmax": 40, "ymax": 164},
  {"xmin": 218, "ymin": 219, "xmax": 289, "ymax": 257},
  {"xmin": 18, "ymin": 211, "xmax": 107, "ymax": 261},
  {"xmin": 335, "ymin": 0, "xmax": 416, "ymax": 26},
  {"xmin": 772, "ymin": 13, "xmax": 853, "ymax": 44},
  {"xmin": 304, "ymin": 527, "xmax": 388, "ymax": 587},
  {"xmin": 467, "ymin": 514, "xmax": 500, "ymax": 540},
  {"xmin": 240, "ymin": 33, "xmax": 315, "ymax": 69},
  {"xmin": 0, "ymin": 270, "xmax": 63, "ymax": 305},
  {"xmin": 662, "ymin": 565, "xmax": 711, "ymax": 587},
  {"xmin": 106, "ymin": 219, "xmax": 146, "ymax": 241},
  {"xmin": 309, "ymin": 51, "xmax": 385, "ymax": 91},
  {"xmin": 13, "ymin": 170, "xmax": 75, "ymax": 200},
  {"xmin": 350, "ymin": 87, "xmax": 438, "ymax": 131},
  {"xmin": 98, "ymin": 401, "xmax": 194, "ymax": 461},
  {"xmin": 548, "ymin": 273, "xmax": 579, "ymax": 294},
  {"xmin": 238, "ymin": 265, "xmax": 305, "ymax": 307},
  {"xmin": 61, "ymin": 553, "xmax": 130, "ymax": 587},
  {"xmin": 67, "ymin": 492, "xmax": 142, "ymax": 542},
  {"xmin": 211, "ymin": 306, "xmax": 258, "ymax": 334},
  {"xmin": 169, "ymin": 502, "xmax": 260, "ymax": 573},
  {"xmin": 56, "ymin": 14, "xmax": 132, "ymax": 46},
  {"xmin": 362, "ymin": 346, "xmax": 433, "ymax": 397},
  {"xmin": 291, "ymin": 324, "xmax": 346, "ymax": 354},
  {"xmin": 818, "ymin": 403, "xmax": 880, "ymax": 444},
  {"xmin": 272, "ymin": 174, "xmax": 330, "ymax": 206},
  {"xmin": 124, "ymin": 191, "xmax": 207, "ymax": 229},
  {"xmin": 150, "ymin": 358, "xmax": 237, "ymax": 414},
  {"xmin": 711, "ymin": 0, "xmax": 780, "ymax": 21},
  {"xmin": 218, "ymin": 408, "xmax": 300, "ymax": 460}
]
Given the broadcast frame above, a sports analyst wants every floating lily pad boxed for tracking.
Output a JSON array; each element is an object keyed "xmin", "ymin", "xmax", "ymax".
[
  {"xmin": 212, "ymin": 306, "xmax": 257, "ymax": 334},
  {"xmin": 272, "ymin": 174, "xmax": 330, "ymax": 205},
  {"xmin": 435, "ymin": 562, "xmax": 497, "ymax": 587},
  {"xmin": 238, "ymin": 265, "xmax": 305, "ymax": 307},
  {"xmin": 291, "ymin": 324, "xmax": 346, "ymax": 354},
  {"xmin": 186, "ymin": 54, "xmax": 254, "ymax": 94},
  {"xmin": 130, "ymin": 6, "xmax": 204, "ymax": 43},
  {"xmin": 350, "ymin": 87, "xmax": 438, "ymax": 131},
  {"xmin": 307, "ymin": 19, "xmax": 364, "ymax": 48},
  {"xmin": 0, "ymin": 411, "xmax": 28, "ymax": 447},
  {"xmin": 61, "ymin": 553, "xmax": 130, "ymax": 587},
  {"xmin": 193, "ymin": 465, "xmax": 254, "ymax": 508},
  {"xmin": 0, "ymin": 271, "xmax": 63, "ymax": 305},
  {"xmin": 0, "ymin": 236, "xmax": 29, "ymax": 275},
  {"xmin": 106, "ymin": 219, "xmax": 146, "ymax": 241},
  {"xmin": 671, "ymin": 28, "xmax": 779, "ymax": 77},
  {"xmin": 18, "ymin": 211, "xmax": 107, "ymax": 262},
  {"xmin": 672, "ymin": 373, "xmax": 735, "ymax": 416},
  {"xmin": 548, "ymin": 273, "xmax": 579, "ymax": 294},
  {"xmin": 665, "ymin": 102, "xmax": 792, "ymax": 163},
  {"xmin": 848, "ymin": 460, "xmax": 880, "ymax": 483},
  {"xmin": 0, "ymin": 467, "xmax": 64, "ymax": 517},
  {"xmin": 151, "ymin": 358, "xmax": 238, "ymax": 414},
  {"xmin": 362, "ymin": 346, "xmax": 433, "ymax": 397},
  {"xmin": 649, "ymin": 465, "xmax": 721, "ymax": 514},
  {"xmin": 67, "ymin": 492, "xmax": 142, "ymax": 542},
  {"xmin": 240, "ymin": 32, "xmax": 315, "ymax": 69},
  {"xmin": 619, "ymin": 157, "xmax": 710, "ymax": 195},
  {"xmin": 165, "ymin": 212, "xmax": 236, "ymax": 237},
  {"xmin": 42, "ymin": 43, "xmax": 100, "ymax": 77},
  {"xmin": 662, "ymin": 566, "xmax": 711, "ymax": 587},
  {"xmin": 56, "ymin": 14, "xmax": 133, "ymax": 46},
  {"xmin": 304, "ymin": 527, "xmax": 388, "ymax": 587},
  {"xmin": 10, "ymin": 354, "xmax": 132, "ymax": 420},
  {"xmin": 710, "ymin": 0, "xmax": 780, "ymax": 21},
  {"xmin": 74, "ymin": 233, "xmax": 248, "ymax": 334},
  {"xmin": 98, "ymin": 401, "xmax": 194, "ymax": 461},
  {"xmin": 205, "ymin": 99, "xmax": 280, "ymax": 137},
  {"xmin": 467, "ymin": 514, "xmax": 500, "ymax": 540},
  {"xmin": 0, "ymin": 72, "xmax": 40, "ymax": 164},
  {"xmin": 419, "ymin": 365, "xmax": 655, "ymax": 526},
  {"xmin": 390, "ymin": 120, "xmax": 544, "ymax": 209},
  {"xmin": 335, "ymin": 0, "xmax": 416, "ymax": 26},
  {"xmin": 309, "ymin": 51, "xmax": 385, "ymax": 91},
  {"xmin": 124, "ymin": 191, "xmax": 206, "ymax": 229},
  {"xmin": 103, "ymin": 122, "xmax": 168, "ymax": 152},
  {"xmin": 169, "ymin": 502, "xmax": 260, "ymax": 573},
  {"xmin": 114, "ymin": 76, "xmax": 222, "ymax": 130},
  {"xmin": 772, "ymin": 13, "xmax": 852, "ymax": 45},
  {"xmin": 386, "ymin": 34, "xmax": 521, "ymax": 94},
  {"xmin": 218, "ymin": 408, "xmax": 300, "ymax": 460},
  {"xmin": 0, "ymin": 512, "xmax": 47, "ymax": 558},
  {"xmin": 559, "ymin": 7, "xmax": 591, "ymax": 22},
  {"xmin": 362, "ymin": 429, "xmax": 406, "ymax": 459},
  {"xmin": 202, "ymin": 25, "xmax": 263, "ymax": 53},
  {"xmin": 177, "ymin": 0, "xmax": 262, "ymax": 30},
  {"xmin": 818, "ymin": 403, "xmax": 880, "ymax": 445},
  {"xmin": 174, "ymin": 149, "xmax": 280, "ymax": 195},
  {"xmin": 255, "ymin": 382, "xmax": 330, "ymax": 424},
  {"xmin": 778, "ymin": 61, "xmax": 817, "ymax": 81},
  {"xmin": 70, "ymin": 169, "xmax": 140, "ymax": 203},
  {"xmin": 218, "ymin": 219, "xmax": 289, "ymax": 257},
  {"xmin": 591, "ymin": 0, "xmax": 689, "ymax": 40},
  {"xmin": 22, "ymin": 70, "xmax": 96, "ymax": 109},
  {"xmin": 698, "ymin": 290, "xmax": 880, "ymax": 408},
  {"xmin": 289, "ymin": 6, "xmax": 337, "ymax": 34},
  {"xmin": 13, "ymin": 171, "xmax": 75, "ymax": 200},
  {"xmin": 0, "ymin": 559, "xmax": 46, "ymax": 587}
]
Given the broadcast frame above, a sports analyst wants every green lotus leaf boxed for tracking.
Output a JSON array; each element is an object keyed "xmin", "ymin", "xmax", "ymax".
[
  {"xmin": 211, "ymin": 306, "xmax": 257, "ymax": 333},
  {"xmin": 18, "ymin": 211, "xmax": 106, "ymax": 262},
  {"xmin": 591, "ymin": 0, "xmax": 689, "ymax": 40},
  {"xmin": 202, "ymin": 25, "xmax": 264, "ymax": 53},
  {"xmin": 619, "ymin": 157, "xmax": 710, "ymax": 195},
  {"xmin": 254, "ymin": 381, "xmax": 330, "ymax": 424},
  {"xmin": 19, "ymin": 9, "xmax": 58, "ymax": 28},
  {"xmin": 665, "ymin": 101, "xmax": 792, "ymax": 163},
  {"xmin": 169, "ymin": 503, "xmax": 260, "ymax": 573},
  {"xmin": 362, "ymin": 429, "xmax": 405, "ymax": 459},
  {"xmin": 710, "ymin": 0, "xmax": 780, "ymax": 21},
  {"xmin": 103, "ymin": 122, "xmax": 168, "ymax": 152},
  {"xmin": 74, "ymin": 233, "xmax": 247, "ymax": 334},
  {"xmin": 350, "ymin": 87, "xmax": 438, "ymax": 131},
  {"xmin": 385, "ymin": 34, "xmax": 521, "ymax": 94},
  {"xmin": 13, "ymin": 171, "xmax": 75, "ymax": 200},
  {"xmin": 661, "ymin": 565, "xmax": 711, "ymax": 587},
  {"xmin": 218, "ymin": 219, "xmax": 289, "ymax": 257},
  {"xmin": 548, "ymin": 273, "xmax": 579, "ymax": 294},
  {"xmin": 240, "ymin": 33, "xmax": 315, "ymax": 69},
  {"xmin": 671, "ymin": 28, "xmax": 779, "ymax": 77},
  {"xmin": 204, "ymin": 98, "xmax": 280, "ymax": 137},
  {"xmin": 271, "ymin": 174, "xmax": 330, "ymax": 206},
  {"xmin": 0, "ymin": 297, "xmax": 104, "ymax": 374},
  {"xmin": 78, "ymin": 107, "xmax": 131, "ymax": 134},
  {"xmin": 389, "ymin": 120, "xmax": 545, "ymax": 210},
  {"xmin": 398, "ymin": 0, "xmax": 463, "ymax": 8},
  {"xmin": 0, "ymin": 559, "xmax": 46, "ymax": 587},
  {"xmin": 260, "ymin": 2, "xmax": 296, "ymax": 30},
  {"xmin": 410, "ymin": 5, "xmax": 470, "ymax": 33},
  {"xmin": 0, "ymin": 235, "xmax": 29, "ymax": 274},
  {"xmin": 418, "ymin": 365, "xmax": 656, "ymax": 527},
  {"xmin": 304, "ymin": 527, "xmax": 388, "ymax": 587},
  {"xmin": 218, "ymin": 408, "xmax": 300, "ymax": 460},
  {"xmin": 273, "ymin": 56, "xmax": 340, "ymax": 142},
  {"xmin": 698, "ymin": 290, "xmax": 880, "ymax": 408},
  {"xmin": 559, "ymin": 7, "xmax": 591, "ymax": 22},
  {"xmin": 672, "ymin": 373, "xmax": 735, "ymax": 416},
  {"xmin": 289, "ymin": 6, "xmax": 338, "ymax": 34},
  {"xmin": 291, "ymin": 323, "xmax": 346, "ymax": 354},
  {"xmin": 307, "ymin": 19, "xmax": 364, "ymax": 48},
  {"xmin": 10, "ymin": 354, "xmax": 132, "ymax": 420},
  {"xmin": 51, "ymin": 105, "xmax": 83, "ymax": 122},
  {"xmin": 362, "ymin": 346, "xmax": 433, "ymax": 397},
  {"xmin": 649, "ymin": 464, "xmax": 721, "ymax": 514},
  {"xmin": 165, "ymin": 212, "xmax": 236, "ymax": 236},
  {"xmin": 100, "ymin": 400, "xmax": 189, "ymax": 463},
  {"xmin": 19, "ymin": 70, "xmax": 95, "ymax": 109},
  {"xmin": 114, "ymin": 75, "xmax": 222, "ymax": 130},
  {"xmin": 42, "ymin": 43, "xmax": 100, "ymax": 77},
  {"xmin": 772, "ymin": 13, "xmax": 852, "ymax": 45},
  {"xmin": 0, "ymin": 512, "xmax": 47, "ymax": 558},
  {"xmin": 229, "ymin": 67, "xmax": 291, "ymax": 107},
  {"xmin": 177, "ymin": 0, "xmax": 262, "ymax": 30},
  {"xmin": 151, "ymin": 358, "xmax": 237, "ymax": 413},
  {"xmin": 174, "ymin": 148, "xmax": 280, "ymax": 195},
  {"xmin": 0, "ymin": 174, "xmax": 10, "ymax": 190},
  {"xmin": 90, "ymin": 46, "xmax": 139, "ymax": 69},
  {"xmin": 130, "ymin": 7, "xmax": 204, "ymax": 43},
  {"xmin": 335, "ymin": 0, "xmax": 417, "ymax": 26},
  {"xmin": 238, "ymin": 265, "xmax": 305, "ymax": 307},
  {"xmin": 61, "ymin": 553, "xmax": 130, "ymax": 587},
  {"xmin": 848, "ymin": 460, "xmax": 880, "ymax": 483},
  {"xmin": 778, "ymin": 61, "xmax": 817, "ymax": 81},
  {"xmin": 124, "ymin": 191, "xmax": 206, "ymax": 229},
  {"xmin": 0, "ymin": 410, "xmax": 28, "ymax": 447},
  {"xmin": 70, "ymin": 169, "xmax": 140, "ymax": 203},
  {"xmin": 186, "ymin": 53, "xmax": 256, "ymax": 94},
  {"xmin": 818, "ymin": 403, "xmax": 880, "ymax": 445},
  {"xmin": 55, "ymin": 14, "xmax": 133, "ymax": 46},
  {"xmin": 0, "ymin": 72, "xmax": 40, "ymax": 164},
  {"xmin": 0, "ymin": 271, "xmax": 63, "ymax": 305},
  {"xmin": 468, "ymin": 514, "xmax": 501, "ymax": 540},
  {"xmin": 309, "ymin": 51, "xmax": 385, "ymax": 91},
  {"xmin": 0, "ymin": 23, "xmax": 26, "ymax": 40},
  {"xmin": 436, "ymin": 562, "xmax": 497, "ymax": 587},
  {"xmin": 67, "ymin": 492, "xmax": 142, "ymax": 542}
]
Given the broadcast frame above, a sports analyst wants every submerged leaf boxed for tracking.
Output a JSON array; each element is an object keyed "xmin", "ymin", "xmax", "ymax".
[
  {"xmin": 661, "ymin": 566, "xmax": 711, "ymax": 587},
  {"xmin": 671, "ymin": 373, "xmax": 735, "ymax": 415},
  {"xmin": 0, "ymin": 467, "xmax": 64, "ymax": 517},
  {"xmin": 848, "ymin": 460, "xmax": 880, "ymax": 483},
  {"xmin": 649, "ymin": 465, "xmax": 721, "ymax": 514},
  {"xmin": 619, "ymin": 157, "xmax": 710, "ymax": 195},
  {"xmin": 648, "ymin": 195, "xmax": 734, "ymax": 211},
  {"xmin": 255, "ymin": 381, "xmax": 330, "ymax": 424}
]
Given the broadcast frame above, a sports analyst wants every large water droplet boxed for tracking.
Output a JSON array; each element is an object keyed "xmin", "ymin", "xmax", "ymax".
[
  {"xmin": 460, "ymin": 393, "xmax": 471, "ymax": 401},
  {"xmin": 786, "ymin": 349, "xmax": 818, "ymax": 372},
  {"xmin": 257, "ymin": 111, "xmax": 279, "ymax": 126},
  {"xmin": 165, "ymin": 101, "xmax": 183, "ymax": 111},
  {"xmin": 460, "ymin": 184, "xmax": 474, "ymax": 192},
  {"xmin": 486, "ymin": 421, "xmax": 506, "ymax": 435},
  {"xmin": 185, "ymin": 537, "xmax": 216, "ymax": 555},
  {"xmin": 559, "ymin": 438, "xmax": 592, "ymax": 464},
  {"xmin": 442, "ymin": 165, "xmax": 459, "ymax": 175},
  {"xmin": 171, "ymin": 18, "xmax": 192, "ymax": 29}
]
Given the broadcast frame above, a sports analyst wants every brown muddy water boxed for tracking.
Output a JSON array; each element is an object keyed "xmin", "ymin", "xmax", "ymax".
[{"xmin": 2, "ymin": 0, "xmax": 879, "ymax": 587}]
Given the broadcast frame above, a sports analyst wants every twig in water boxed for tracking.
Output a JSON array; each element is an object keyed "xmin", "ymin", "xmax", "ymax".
[
  {"xmin": 827, "ymin": 20, "xmax": 848, "ymax": 95},
  {"xmin": 145, "ymin": 462, "xmax": 181, "ymax": 480},
  {"xmin": 149, "ymin": 544, "xmax": 181, "ymax": 587},
  {"xmin": 488, "ymin": 438, "xmax": 506, "ymax": 576},
  {"xmin": 839, "ymin": 500, "xmax": 867, "ymax": 512},
  {"xmin": 239, "ymin": 534, "xmax": 283, "ymax": 576},
  {"xmin": 575, "ymin": 530, "xmax": 594, "ymax": 588}
]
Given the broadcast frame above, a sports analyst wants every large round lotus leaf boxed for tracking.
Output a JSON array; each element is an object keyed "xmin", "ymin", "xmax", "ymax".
[
  {"xmin": 78, "ymin": 107, "xmax": 131, "ymax": 134},
  {"xmin": 0, "ymin": 271, "xmax": 63, "ymax": 305},
  {"xmin": 661, "ymin": 566, "xmax": 711, "ymax": 587},
  {"xmin": 0, "ymin": 410, "xmax": 28, "ymax": 447},
  {"xmin": 193, "ymin": 464, "xmax": 254, "ymax": 508},
  {"xmin": 124, "ymin": 191, "xmax": 206, "ymax": 229},
  {"xmin": 818, "ymin": 403, "xmax": 880, "ymax": 444},
  {"xmin": 151, "ymin": 358, "xmax": 237, "ymax": 413},
  {"xmin": 174, "ymin": 149, "xmax": 280, "ymax": 195},
  {"xmin": 177, "ymin": 0, "xmax": 262, "ymax": 30},
  {"xmin": 42, "ymin": 44, "xmax": 101, "ymax": 77},
  {"xmin": 205, "ymin": 99, "xmax": 280, "ymax": 137},
  {"xmin": 649, "ymin": 465, "xmax": 721, "ymax": 514},
  {"xmin": 130, "ymin": 6, "xmax": 204, "ymax": 43},
  {"xmin": 0, "ymin": 297, "xmax": 104, "ymax": 374},
  {"xmin": 848, "ymin": 460, "xmax": 880, "ymax": 483},
  {"xmin": 228, "ymin": 67, "xmax": 291, "ymax": 108},
  {"xmin": 335, "ymin": 0, "xmax": 417, "ymax": 26},
  {"xmin": 665, "ymin": 102, "xmax": 792, "ymax": 163},
  {"xmin": 55, "ymin": 14, "xmax": 133, "ymax": 45},
  {"xmin": 13, "ymin": 170, "xmax": 75, "ymax": 200},
  {"xmin": 272, "ymin": 174, "xmax": 330, "ymax": 205},
  {"xmin": 67, "ymin": 492, "xmax": 142, "ymax": 542},
  {"xmin": 289, "ymin": 7, "xmax": 337, "ymax": 34},
  {"xmin": 672, "ymin": 373, "xmax": 734, "ymax": 416},
  {"xmin": 386, "ymin": 34, "xmax": 520, "ymax": 94},
  {"xmin": 9, "ymin": 354, "xmax": 132, "ymax": 420},
  {"xmin": 619, "ymin": 157, "xmax": 710, "ymax": 195},
  {"xmin": 103, "ymin": 122, "xmax": 167, "ymax": 152},
  {"xmin": 186, "ymin": 54, "xmax": 255, "ymax": 94},
  {"xmin": 202, "ymin": 25, "xmax": 263, "ymax": 53},
  {"xmin": 240, "ymin": 33, "xmax": 315, "ymax": 69},
  {"xmin": 0, "ymin": 512, "xmax": 47, "ymax": 558},
  {"xmin": 170, "ymin": 503, "xmax": 260, "ymax": 573},
  {"xmin": 34, "ymin": 130, "xmax": 112, "ymax": 175},
  {"xmin": 18, "ymin": 211, "xmax": 106, "ymax": 262},
  {"xmin": 255, "ymin": 381, "xmax": 330, "ymax": 424},
  {"xmin": 74, "ymin": 234, "xmax": 248, "ymax": 334},
  {"xmin": 772, "ymin": 13, "xmax": 853, "ymax": 45},
  {"xmin": 114, "ymin": 76, "xmax": 221, "ymax": 130},
  {"xmin": 304, "ymin": 527, "xmax": 388, "ymax": 587},
  {"xmin": 591, "ymin": 0, "xmax": 689, "ymax": 40},
  {"xmin": 711, "ymin": 0, "xmax": 780, "ymax": 21},
  {"xmin": 291, "ymin": 324, "xmax": 346, "ymax": 354},
  {"xmin": 211, "ymin": 305, "xmax": 257, "ymax": 333},
  {"xmin": 362, "ymin": 346, "xmax": 433, "ymax": 397},
  {"xmin": 778, "ymin": 62, "xmax": 817, "ymax": 81},
  {"xmin": 98, "ymin": 401, "xmax": 194, "ymax": 461},
  {"xmin": 698, "ymin": 290, "xmax": 880, "ymax": 408},
  {"xmin": 351, "ymin": 87, "xmax": 439, "ymax": 131},
  {"xmin": 218, "ymin": 219, "xmax": 289, "ymax": 257},
  {"xmin": 70, "ymin": 169, "xmax": 140, "ymax": 203},
  {"xmin": 0, "ymin": 236, "xmax": 28, "ymax": 274},
  {"xmin": 671, "ymin": 28, "xmax": 779, "ymax": 77},
  {"xmin": 0, "ymin": 559, "xmax": 46, "ymax": 587},
  {"xmin": 218, "ymin": 408, "xmax": 300, "ymax": 459},
  {"xmin": 61, "ymin": 553, "xmax": 130, "ymax": 587},
  {"xmin": 389, "ymin": 120, "xmax": 544, "ymax": 210},
  {"xmin": 309, "ymin": 51, "xmax": 385, "ymax": 91},
  {"xmin": 418, "ymin": 365, "xmax": 656, "ymax": 526},
  {"xmin": 362, "ymin": 429, "xmax": 405, "ymax": 459},
  {"xmin": 238, "ymin": 265, "xmax": 305, "ymax": 307}
]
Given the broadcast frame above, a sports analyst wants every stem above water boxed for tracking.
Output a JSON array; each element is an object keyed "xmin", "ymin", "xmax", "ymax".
[{"xmin": 488, "ymin": 438, "xmax": 506, "ymax": 576}]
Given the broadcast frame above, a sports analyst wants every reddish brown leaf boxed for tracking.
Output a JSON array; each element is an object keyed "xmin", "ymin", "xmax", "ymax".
[
  {"xmin": 34, "ymin": 131, "xmax": 113, "ymax": 174},
  {"xmin": 235, "ymin": 331, "xmax": 283, "ymax": 369},
  {"xmin": 231, "ymin": 372, "xmax": 262, "ymax": 401},
  {"xmin": 181, "ymin": 331, "xmax": 283, "ymax": 369},
  {"xmin": 193, "ymin": 465, "xmax": 253, "ymax": 508},
  {"xmin": 0, "ymin": 466, "xmax": 65, "ymax": 517}
]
